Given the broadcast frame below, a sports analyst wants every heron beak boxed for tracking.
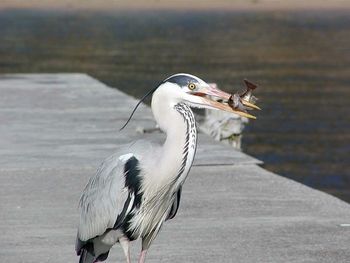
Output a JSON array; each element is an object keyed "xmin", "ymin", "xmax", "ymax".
[
  {"xmin": 193, "ymin": 84, "xmax": 259, "ymax": 119},
  {"xmin": 200, "ymin": 96, "xmax": 257, "ymax": 119},
  {"xmin": 241, "ymin": 100, "xmax": 261, "ymax": 110}
]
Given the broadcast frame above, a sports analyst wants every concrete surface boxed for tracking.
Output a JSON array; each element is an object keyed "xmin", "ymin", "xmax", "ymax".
[{"xmin": 0, "ymin": 73, "xmax": 350, "ymax": 263}]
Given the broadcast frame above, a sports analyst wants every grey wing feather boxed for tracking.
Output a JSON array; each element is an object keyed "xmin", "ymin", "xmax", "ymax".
[{"xmin": 77, "ymin": 153, "xmax": 134, "ymax": 242}]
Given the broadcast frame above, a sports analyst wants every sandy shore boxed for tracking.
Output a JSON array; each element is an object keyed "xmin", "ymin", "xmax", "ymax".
[{"xmin": 1, "ymin": 0, "xmax": 350, "ymax": 11}]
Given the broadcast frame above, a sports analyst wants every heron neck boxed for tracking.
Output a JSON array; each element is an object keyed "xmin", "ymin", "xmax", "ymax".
[{"xmin": 159, "ymin": 103, "xmax": 197, "ymax": 184}]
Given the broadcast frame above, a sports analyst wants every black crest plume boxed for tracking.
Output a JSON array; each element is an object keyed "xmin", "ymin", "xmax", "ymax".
[{"xmin": 119, "ymin": 86, "xmax": 158, "ymax": 131}]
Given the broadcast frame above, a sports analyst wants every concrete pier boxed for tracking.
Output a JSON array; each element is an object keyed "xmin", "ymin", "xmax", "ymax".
[{"xmin": 1, "ymin": 74, "xmax": 350, "ymax": 263}]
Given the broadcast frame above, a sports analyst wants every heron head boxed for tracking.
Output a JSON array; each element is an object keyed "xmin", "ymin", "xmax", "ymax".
[
  {"xmin": 120, "ymin": 73, "xmax": 259, "ymax": 130},
  {"xmin": 160, "ymin": 73, "xmax": 258, "ymax": 119}
]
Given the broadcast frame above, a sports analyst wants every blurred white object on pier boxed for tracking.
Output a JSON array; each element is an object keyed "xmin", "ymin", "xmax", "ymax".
[{"xmin": 199, "ymin": 83, "xmax": 249, "ymax": 150}]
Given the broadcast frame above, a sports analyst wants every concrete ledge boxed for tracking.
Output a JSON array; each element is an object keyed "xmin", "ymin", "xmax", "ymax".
[{"xmin": 1, "ymin": 74, "xmax": 349, "ymax": 263}]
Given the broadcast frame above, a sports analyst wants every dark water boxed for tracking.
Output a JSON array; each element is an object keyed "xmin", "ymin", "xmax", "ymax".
[{"xmin": 0, "ymin": 9, "xmax": 349, "ymax": 201}]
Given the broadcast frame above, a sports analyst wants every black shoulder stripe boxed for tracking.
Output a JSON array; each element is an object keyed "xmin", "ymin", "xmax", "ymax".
[
  {"xmin": 124, "ymin": 156, "xmax": 143, "ymax": 208},
  {"xmin": 113, "ymin": 193, "xmax": 132, "ymax": 229}
]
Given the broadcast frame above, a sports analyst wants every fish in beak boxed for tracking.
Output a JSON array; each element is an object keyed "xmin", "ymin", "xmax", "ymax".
[
  {"xmin": 240, "ymin": 79, "xmax": 259, "ymax": 105},
  {"xmin": 193, "ymin": 81, "xmax": 260, "ymax": 119}
]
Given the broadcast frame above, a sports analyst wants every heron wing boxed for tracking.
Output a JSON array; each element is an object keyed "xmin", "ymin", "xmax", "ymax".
[{"xmin": 77, "ymin": 152, "xmax": 138, "ymax": 243}]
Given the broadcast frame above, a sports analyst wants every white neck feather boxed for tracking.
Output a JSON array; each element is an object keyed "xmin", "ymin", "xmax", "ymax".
[
  {"xmin": 128, "ymin": 83, "xmax": 198, "ymax": 239},
  {"xmin": 148, "ymin": 85, "xmax": 198, "ymax": 189}
]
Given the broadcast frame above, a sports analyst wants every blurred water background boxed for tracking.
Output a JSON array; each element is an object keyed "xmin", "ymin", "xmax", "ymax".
[{"xmin": 0, "ymin": 9, "xmax": 349, "ymax": 202}]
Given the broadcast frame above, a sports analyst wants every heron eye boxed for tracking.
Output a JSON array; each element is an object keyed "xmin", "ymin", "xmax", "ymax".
[{"xmin": 188, "ymin": 83, "xmax": 196, "ymax": 90}]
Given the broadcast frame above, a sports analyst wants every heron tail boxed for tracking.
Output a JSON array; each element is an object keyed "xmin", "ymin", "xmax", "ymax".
[
  {"xmin": 79, "ymin": 247, "xmax": 110, "ymax": 263},
  {"xmin": 78, "ymin": 243, "xmax": 95, "ymax": 263}
]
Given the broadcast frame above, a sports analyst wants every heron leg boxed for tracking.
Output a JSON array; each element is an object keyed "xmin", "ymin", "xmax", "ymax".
[
  {"xmin": 139, "ymin": 234, "xmax": 152, "ymax": 263},
  {"xmin": 138, "ymin": 249, "xmax": 147, "ymax": 263},
  {"xmin": 119, "ymin": 236, "xmax": 131, "ymax": 263}
]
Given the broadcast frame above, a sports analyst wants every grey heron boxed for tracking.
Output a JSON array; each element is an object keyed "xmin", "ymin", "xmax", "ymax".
[{"xmin": 75, "ymin": 73, "xmax": 258, "ymax": 263}]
